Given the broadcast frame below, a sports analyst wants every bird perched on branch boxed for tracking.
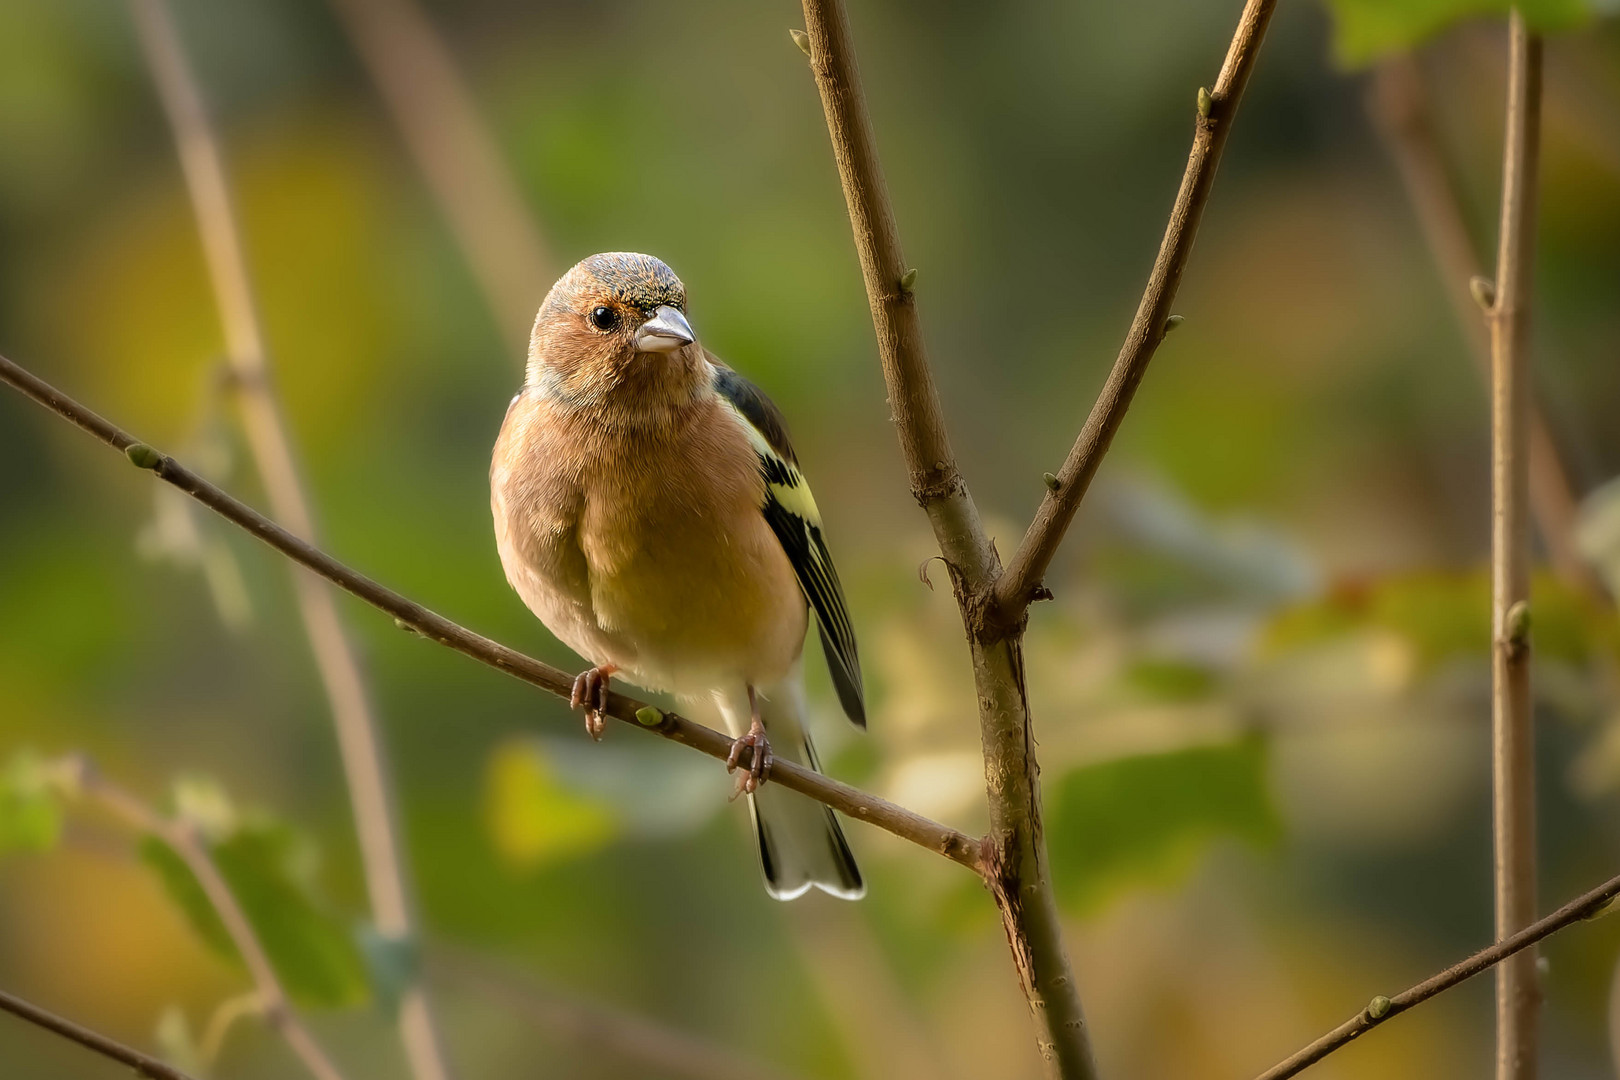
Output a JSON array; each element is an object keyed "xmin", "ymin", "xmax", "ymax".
[{"xmin": 491, "ymin": 252, "xmax": 865, "ymax": 900}]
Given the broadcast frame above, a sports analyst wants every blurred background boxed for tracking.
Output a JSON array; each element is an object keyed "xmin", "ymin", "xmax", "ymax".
[{"xmin": 2, "ymin": 0, "xmax": 1620, "ymax": 1077}]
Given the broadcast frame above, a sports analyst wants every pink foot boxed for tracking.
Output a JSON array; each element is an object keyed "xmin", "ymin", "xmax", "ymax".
[{"xmin": 570, "ymin": 664, "xmax": 617, "ymax": 741}]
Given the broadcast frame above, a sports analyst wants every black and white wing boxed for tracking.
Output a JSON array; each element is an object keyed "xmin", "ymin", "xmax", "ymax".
[{"xmin": 711, "ymin": 361, "xmax": 866, "ymax": 728}]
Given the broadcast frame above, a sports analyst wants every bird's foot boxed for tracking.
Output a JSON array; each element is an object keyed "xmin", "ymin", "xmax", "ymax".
[
  {"xmin": 570, "ymin": 664, "xmax": 617, "ymax": 741},
  {"xmin": 726, "ymin": 716, "xmax": 772, "ymax": 798}
]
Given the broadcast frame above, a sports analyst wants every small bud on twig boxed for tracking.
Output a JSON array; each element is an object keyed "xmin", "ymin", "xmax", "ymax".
[
  {"xmin": 1470, "ymin": 275, "xmax": 1496, "ymax": 310},
  {"xmin": 393, "ymin": 617, "xmax": 417, "ymax": 634},
  {"xmin": 635, "ymin": 706, "xmax": 665, "ymax": 727},
  {"xmin": 125, "ymin": 443, "xmax": 162, "ymax": 470},
  {"xmin": 1197, "ymin": 87, "xmax": 1213, "ymax": 119},
  {"xmin": 899, "ymin": 267, "xmax": 918, "ymax": 292},
  {"xmin": 1042, "ymin": 472, "xmax": 1061, "ymax": 492},
  {"xmin": 1164, "ymin": 314, "xmax": 1185, "ymax": 334},
  {"xmin": 1504, "ymin": 600, "xmax": 1531, "ymax": 650},
  {"xmin": 789, "ymin": 29, "xmax": 810, "ymax": 56},
  {"xmin": 1366, "ymin": 995, "xmax": 1391, "ymax": 1020}
]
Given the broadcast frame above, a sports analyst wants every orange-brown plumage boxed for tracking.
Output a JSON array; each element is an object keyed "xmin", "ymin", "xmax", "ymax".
[{"xmin": 491, "ymin": 252, "xmax": 864, "ymax": 900}]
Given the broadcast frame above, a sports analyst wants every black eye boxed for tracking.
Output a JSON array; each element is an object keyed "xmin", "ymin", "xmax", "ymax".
[{"xmin": 589, "ymin": 306, "xmax": 620, "ymax": 332}]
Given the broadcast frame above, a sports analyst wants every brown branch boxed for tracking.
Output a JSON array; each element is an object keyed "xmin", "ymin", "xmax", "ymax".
[
  {"xmin": 1253, "ymin": 868, "xmax": 1620, "ymax": 1080},
  {"xmin": 324, "ymin": 0, "xmax": 550, "ymax": 352},
  {"xmin": 0, "ymin": 350, "xmax": 980, "ymax": 871},
  {"xmin": 68, "ymin": 758, "xmax": 348, "ymax": 1080},
  {"xmin": 995, "ymin": 0, "xmax": 1278, "ymax": 617},
  {"xmin": 1487, "ymin": 16, "xmax": 1543, "ymax": 1080},
  {"xmin": 430, "ymin": 949, "xmax": 800, "ymax": 1080},
  {"xmin": 1367, "ymin": 55, "xmax": 1601, "ymax": 600},
  {"xmin": 0, "ymin": 984, "xmax": 200, "ymax": 1080},
  {"xmin": 124, "ymin": 4, "xmax": 456, "ymax": 1078},
  {"xmin": 797, "ymin": 4, "xmax": 1092, "ymax": 1076}
]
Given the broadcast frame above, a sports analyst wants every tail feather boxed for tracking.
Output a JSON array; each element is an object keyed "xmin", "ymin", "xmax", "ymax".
[{"xmin": 719, "ymin": 677, "xmax": 863, "ymax": 900}]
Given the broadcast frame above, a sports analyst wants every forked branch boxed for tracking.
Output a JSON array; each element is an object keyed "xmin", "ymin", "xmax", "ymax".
[
  {"xmin": 68, "ymin": 758, "xmax": 348, "ymax": 1080},
  {"xmin": 0, "ymin": 351, "xmax": 979, "ymax": 871},
  {"xmin": 995, "ymin": 0, "xmax": 1278, "ymax": 617}
]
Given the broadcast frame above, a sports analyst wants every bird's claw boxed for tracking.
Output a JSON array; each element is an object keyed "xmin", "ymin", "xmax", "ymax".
[
  {"xmin": 570, "ymin": 665, "xmax": 615, "ymax": 741},
  {"xmin": 726, "ymin": 719, "xmax": 772, "ymax": 798}
]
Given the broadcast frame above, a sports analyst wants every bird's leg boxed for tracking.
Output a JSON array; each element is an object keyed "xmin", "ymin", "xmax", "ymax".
[
  {"xmin": 725, "ymin": 685, "xmax": 773, "ymax": 797},
  {"xmin": 569, "ymin": 664, "xmax": 618, "ymax": 741}
]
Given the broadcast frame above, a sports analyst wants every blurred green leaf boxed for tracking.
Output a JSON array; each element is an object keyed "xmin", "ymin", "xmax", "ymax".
[
  {"xmin": 1323, "ymin": 0, "xmax": 1592, "ymax": 67},
  {"xmin": 1046, "ymin": 736, "xmax": 1281, "ymax": 915},
  {"xmin": 139, "ymin": 836, "xmax": 235, "ymax": 960},
  {"xmin": 0, "ymin": 751, "xmax": 64, "ymax": 855},
  {"xmin": 483, "ymin": 739, "xmax": 618, "ymax": 870},
  {"xmin": 1121, "ymin": 657, "xmax": 1221, "ymax": 703},
  {"xmin": 1264, "ymin": 570, "xmax": 1609, "ymax": 668},
  {"xmin": 139, "ymin": 823, "xmax": 369, "ymax": 1008}
]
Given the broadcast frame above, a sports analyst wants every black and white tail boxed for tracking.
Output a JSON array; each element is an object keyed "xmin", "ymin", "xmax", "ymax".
[{"xmin": 721, "ymin": 678, "xmax": 863, "ymax": 900}]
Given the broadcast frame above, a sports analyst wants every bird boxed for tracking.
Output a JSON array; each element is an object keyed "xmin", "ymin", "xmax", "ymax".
[{"xmin": 490, "ymin": 252, "xmax": 865, "ymax": 900}]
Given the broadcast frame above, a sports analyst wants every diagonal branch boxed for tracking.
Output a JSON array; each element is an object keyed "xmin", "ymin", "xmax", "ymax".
[
  {"xmin": 1367, "ymin": 55, "xmax": 1601, "ymax": 600},
  {"xmin": 70, "ymin": 758, "xmax": 348, "ymax": 1080},
  {"xmin": 1253, "ymin": 867, "xmax": 1620, "ymax": 1080},
  {"xmin": 995, "ymin": 0, "xmax": 1278, "ymax": 618},
  {"xmin": 0, "ymin": 984, "xmax": 199, "ymax": 1080},
  {"xmin": 124, "ymin": 4, "xmax": 456, "ymax": 1077},
  {"xmin": 796, "ymin": 0, "xmax": 998, "ymax": 596},
  {"xmin": 0, "ymin": 350, "xmax": 980, "ymax": 871},
  {"xmin": 1486, "ymin": 16, "xmax": 1543, "ymax": 1080},
  {"xmin": 324, "ymin": 0, "xmax": 550, "ymax": 352}
]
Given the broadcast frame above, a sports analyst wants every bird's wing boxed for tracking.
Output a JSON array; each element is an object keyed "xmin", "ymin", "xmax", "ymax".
[{"xmin": 710, "ymin": 359, "xmax": 866, "ymax": 728}]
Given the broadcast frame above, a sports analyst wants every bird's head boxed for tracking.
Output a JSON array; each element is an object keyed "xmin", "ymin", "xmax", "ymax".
[{"xmin": 526, "ymin": 252, "xmax": 702, "ymax": 415}]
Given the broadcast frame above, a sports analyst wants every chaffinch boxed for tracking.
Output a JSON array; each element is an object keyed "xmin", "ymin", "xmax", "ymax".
[{"xmin": 490, "ymin": 252, "xmax": 865, "ymax": 900}]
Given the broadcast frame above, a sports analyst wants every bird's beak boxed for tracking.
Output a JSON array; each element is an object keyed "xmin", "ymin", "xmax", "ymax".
[{"xmin": 634, "ymin": 306, "xmax": 695, "ymax": 353}]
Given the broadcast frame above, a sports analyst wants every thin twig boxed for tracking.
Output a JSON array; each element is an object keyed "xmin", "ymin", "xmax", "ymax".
[
  {"xmin": 995, "ymin": 0, "xmax": 1278, "ymax": 617},
  {"xmin": 1367, "ymin": 55, "xmax": 1600, "ymax": 599},
  {"xmin": 1488, "ymin": 15, "xmax": 1543, "ymax": 1080},
  {"xmin": 325, "ymin": 0, "xmax": 550, "ymax": 351},
  {"xmin": 797, "ymin": 3, "xmax": 1093, "ymax": 1075},
  {"xmin": 1253, "ymin": 868, "xmax": 1620, "ymax": 1080},
  {"xmin": 0, "ymin": 351, "xmax": 981, "ymax": 870},
  {"xmin": 430, "ymin": 949, "xmax": 799, "ymax": 1080},
  {"xmin": 72, "ymin": 759, "xmax": 347, "ymax": 1080},
  {"xmin": 124, "ymin": 4, "xmax": 455, "ymax": 1078},
  {"xmin": 0, "ymin": 984, "xmax": 200, "ymax": 1080}
]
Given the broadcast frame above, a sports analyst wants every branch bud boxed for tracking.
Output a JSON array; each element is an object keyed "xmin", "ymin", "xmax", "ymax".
[
  {"xmin": 1366, "ymin": 995, "xmax": 1391, "ymax": 1020},
  {"xmin": 1164, "ymin": 314, "xmax": 1185, "ymax": 334},
  {"xmin": 899, "ymin": 267, "xmax": 918, "ymax": 292},
  {"xmin": 1504, "ymin": 600, "xmax": 1531, "ymax": 649},
  {"xmin": 125, "ymin": 443, "xmax": 162, "ymax": 470},
  {"xmin": 1197, "ymin": 87, "xmax": 1214, "ymax": 119},
  {"xmin": 789, "ymin": 29, "xmax": 811, "ymax": 56},
  {"xmin": 1470, "ymin": 275, "xmax": 1496, "ymax": 310},
  {"xmin": 635, "ymin": 706, "xmax": 665, "ymax": 727},
  {"xmin": 1042, "ymin": 472, "xmax": 1061, "ymax": 492}
]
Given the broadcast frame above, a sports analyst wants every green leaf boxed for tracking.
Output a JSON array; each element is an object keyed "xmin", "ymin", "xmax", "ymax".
[
  {"xmin": 483, "ymin": 739, "xmax": 618, "ymax": 869},
  {"xmin": 1323, "ymin": 0, "xmax": 1593, "ymax": 67},
  {"xmin": 1046, "ymin": 736, "xmax": 1281, "ymax": 915},
  {"xmin": 139, "ymin": 837, "xmax": 237, "ymax": 960},
  {"xmin": 139, "ymin": 823, "xmax": 370, "ymax": 1008},
  {"xmin": 0, "ymin": 751, "xmax": 65, "ymax": 855},
  {"xmin": 1263, "ymin": 569, "xmax": 1609, "ymax": 668}
]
